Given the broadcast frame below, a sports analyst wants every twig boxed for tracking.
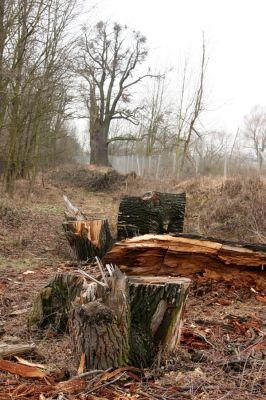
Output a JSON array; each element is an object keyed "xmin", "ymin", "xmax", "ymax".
[
  {"xmin": 106, "ymin": 264, "xmax": 114, "ymax": 276},
  {"xmin": 95, "ymin": 257, "xmax": 108, "ymax": 287},
  {"xmin": 75, "ymin": 269, "xmax": 108, "ymax": 288},
  {"xmin": 217, "ymin": 391, "xmax": 235, "ymax": 400},
  {"xmin": 68, "ymin": 369, "xmax": 105, "ymax": 381},
  {"xmin": 85, "ymin": 372, "xmax": 126, "ymax": 394}
]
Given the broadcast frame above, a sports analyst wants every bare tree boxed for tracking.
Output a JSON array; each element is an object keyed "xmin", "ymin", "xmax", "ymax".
[
  {"xmin": 78, "ymin": 21, "xmax": 153, "ymax": 165},
  {"xmin": 0, "ymin": 0, "xmax": 78, "ymax": 193},
  {"xmin": 175, "ymin": 34, "xmax": 208, "ymax": 175},
  {"xmin": 243, "ymin": 106, "xmax": 266, "ymax": 171}
]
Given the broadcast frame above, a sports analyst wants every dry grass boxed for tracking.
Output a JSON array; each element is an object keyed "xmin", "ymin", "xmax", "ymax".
[{"xmin": 181, "ymin": 175, "xmax": 266, "ymax": 243}]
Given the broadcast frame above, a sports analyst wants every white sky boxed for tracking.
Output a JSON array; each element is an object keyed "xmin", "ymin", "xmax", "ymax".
[{"xmin": 82, "ymin": 0, "xmax": 266, "ymax": 134}]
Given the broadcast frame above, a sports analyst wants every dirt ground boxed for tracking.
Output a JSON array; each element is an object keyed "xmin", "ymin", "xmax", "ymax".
[{"xmin": 0, "ymin": 171, "xmax": 265, "ymax": 399}]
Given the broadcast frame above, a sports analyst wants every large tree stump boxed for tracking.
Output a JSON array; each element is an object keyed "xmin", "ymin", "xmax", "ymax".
[
  {"xmin": 69, "ymin": 270, "xmax": 191, "ymax": 369},
  {"xmin": 63, "ymin": 219, "xmax": 113, "ymax": 260},
  {"xmin": 117, "ymin": 191, "xmax": 186, "ymax": 240}
]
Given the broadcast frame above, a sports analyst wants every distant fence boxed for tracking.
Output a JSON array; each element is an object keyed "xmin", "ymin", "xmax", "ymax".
[
  {"xmin": 109, "ymin": 152, "xmax": 177, "ymax": 178},
  {"xmin": 75, "ymin": 152, "xmax": 260, "ymax": 179}
]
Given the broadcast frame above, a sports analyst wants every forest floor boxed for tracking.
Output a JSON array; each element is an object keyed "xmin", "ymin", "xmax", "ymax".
[{"xmin": 0, "ymin": 166, "xmax": 266, "ymax": 399}]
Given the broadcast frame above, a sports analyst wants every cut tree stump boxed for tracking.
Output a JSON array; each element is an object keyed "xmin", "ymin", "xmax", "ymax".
[
  {"xmin": 117, "ymin": 191, "xmax": 186, "ymax": 240},
  {"xmin": 69, "ymin": 269, "xmax": 190, "ymax": 369},
  {"xmin": 62, "ymin": 196, "xmax": 113, "ymax": 260},
  {"xmin": 104, "ymin": 233, "xmax": 266, "ymax": 290},
  {"xmin": 63, "ymin": 219, "xmax": 113, "ymax": 260},
  {"xmin": 28, "ymin": 272, "xmax": 85, "ymax": 332}
]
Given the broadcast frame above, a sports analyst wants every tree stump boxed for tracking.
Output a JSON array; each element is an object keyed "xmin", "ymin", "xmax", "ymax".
[
  {"xmin": 69, "ymin": 270, "xmax": 191, "ymax": 369},
  {"xmin": 117, "ymin": 191, "xmax": 186, "ymax": 240},
  {"xmin": 28, "ymin": 272, "xmax": 85, "ymax": 332},
  {"xmin": 63, "ymin": 219, "xmax": 113, "ymax": 260}
]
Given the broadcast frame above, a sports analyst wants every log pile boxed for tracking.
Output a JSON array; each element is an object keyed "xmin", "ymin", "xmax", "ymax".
[{"xmin": 104, "ymin": 233, "xmax": 266, "ymax": 290}]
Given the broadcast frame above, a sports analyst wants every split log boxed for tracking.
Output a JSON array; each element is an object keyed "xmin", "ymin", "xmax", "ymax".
[
  {"xmin": 117, "ymin": 191, "xmax": 186, "ymax": 240},
  {"xmin": 69, "ymin": 270, "xmax": 190, "ymax": 369},
  {"xmin": 63, "ymin": 219, "xmax": 113, "ymax": 260},
  {"xmin": 104, "ymin": 234, "xmax": 266, "ymax": 290},
  {"xmin": 28, "ymin": 272, "xmax": 85, "ymax": 332}
]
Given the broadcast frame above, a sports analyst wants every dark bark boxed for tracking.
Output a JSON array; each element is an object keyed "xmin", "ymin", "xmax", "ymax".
[
  {"xmin": 63, "ymin": 219, "xmax": 113, "ymax": 261},
  {"xmin": 90, "ymin": 127, "xmax": 109, "ymax": 166},
  {"xmin": 117, "ymin": 191, "xmax": 186, "ymax": 240}
]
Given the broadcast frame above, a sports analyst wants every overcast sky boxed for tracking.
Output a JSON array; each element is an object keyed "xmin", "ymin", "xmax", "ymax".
[{"xmin": 81, "ymin": 0, "xmax": 266, "ymax": 134}]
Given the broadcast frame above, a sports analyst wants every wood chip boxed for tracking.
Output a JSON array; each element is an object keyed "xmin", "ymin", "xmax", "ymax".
[{"xmin": 0, "ymin": 359, "xmax": 47, "ymax": 379}]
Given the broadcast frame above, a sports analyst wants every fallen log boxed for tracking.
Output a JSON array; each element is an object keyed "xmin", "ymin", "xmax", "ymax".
[
  {"xmin": 0, "ymin": 343, "xmax": 36, "ymax": 358},
  {"xmin": 69, "ymin": 268, "xmax": 190, "ymax": 369},
  {"xmin": 104, "ymin": 234, "xmax": 266, "ymax": 290},
  {"xmin": 117, "ymin": 191, "xmax": 186, "ymax": 240}
]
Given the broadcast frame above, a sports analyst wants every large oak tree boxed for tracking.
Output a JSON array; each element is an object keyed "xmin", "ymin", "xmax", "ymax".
[{"xmin": 78, "ymin": 21, "xmax": 152, "ymax": 166}]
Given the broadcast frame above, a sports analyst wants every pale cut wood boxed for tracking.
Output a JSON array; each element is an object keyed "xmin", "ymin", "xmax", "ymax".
[{"xmin": 104, "ymin": 234, "xmax": 266, "ymax": 290}]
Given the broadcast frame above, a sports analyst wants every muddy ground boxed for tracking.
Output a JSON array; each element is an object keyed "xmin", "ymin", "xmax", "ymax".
[{"xmin": 0, "ymin": 169, "xmax": 265, "ymax": 399}]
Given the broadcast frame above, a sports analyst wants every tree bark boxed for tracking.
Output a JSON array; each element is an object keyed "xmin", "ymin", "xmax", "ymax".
[
  {"xmin": 69, "ymin": 270, "xmax": 190, "ymax": 369},
  {"xmin": 104, "ymin": 233, "xmax": 266, "ymax": 290},
  {"xmin": 28, "ymin": 272, "xmax": 84, "ymax": 332},
  {"xmin": 63, "ymin": 219, "xmax": 113, "ymax": 260},
  {"xmin": 117, "ymin": 191, "xmax": 186, "ymax": 240},
  {"xmin": 90, "ymin": 129, "xmax": 109, "ymax": 166}
]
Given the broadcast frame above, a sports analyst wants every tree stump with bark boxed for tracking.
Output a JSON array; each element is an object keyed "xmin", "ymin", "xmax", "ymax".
[
  {"xmin": 63, "ymin": 219, "xmax": 113, "ymax": 260},
  {"xmin": 117, "ymin": 191, "xmax": 186, "ymax": 240},
  {"xmin": 69, "ymin": 269, "xmax": 191, "ymax": 369},
  {"xmin": 28, "ymin": 272, "xmax": 85, "ymax": 332}
]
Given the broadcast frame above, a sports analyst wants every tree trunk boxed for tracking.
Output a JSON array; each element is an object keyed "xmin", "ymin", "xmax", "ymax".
[
  {"xmin": 63, "ymin": 219, "xmax": 113, "ymax": 260},
  {"xmin": 104, "ymin": 233, "xmax": 266, "ymax": 290},
  {"xmin": 90, "ymin": 122, "xmax": 109, "ymax": 166},
  {"xmin": 117, "ymin": 191, "xmax": 186, "ymax": 240},
  {"xmin": 69, "ymin": 270, "xmax": 190, "ymax": 369}
]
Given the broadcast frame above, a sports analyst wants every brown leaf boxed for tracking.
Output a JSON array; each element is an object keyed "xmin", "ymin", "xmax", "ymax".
[
  {"xmin": 215, "ymin": 299, "xmax": 232, "ymax": 306},
  {"xmin": 0, "ymin": 360, "xmax": 47, "ymax": 379},
  {"xmin": 56, "ymin": 378, "xmax": 87, "ymax": 394},
  {"xmin": 95, "ymin": 367, "xmax": 139, "ymax": 385},
  {"xmin": 255, "ymin": 294, "xmax": 266, "ymax": 303}
]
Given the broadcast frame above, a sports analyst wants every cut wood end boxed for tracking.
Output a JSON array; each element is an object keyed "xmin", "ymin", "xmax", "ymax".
[
  {"xmin": 72, "ymin": 220, "xmax": 105, "ymax": 248},
  {"xmin": 128, "ymin": 276, "xmax": 191, "ymax": 286}
]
